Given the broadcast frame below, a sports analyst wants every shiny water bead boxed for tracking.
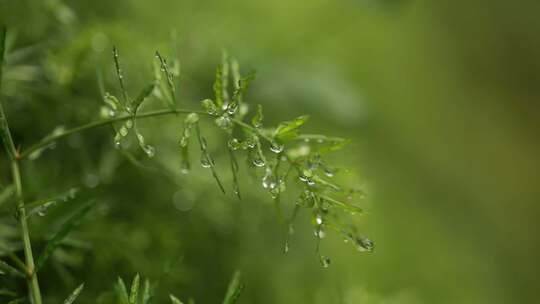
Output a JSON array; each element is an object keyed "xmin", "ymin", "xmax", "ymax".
[
  {"xmin": 320, "ymin": 256, "xmax": 331, "ymax": 268},
  {"xmin": 270, "ymin": 140, "xmax": 284, "ymax": 153},
  {"xmin": 228, "ymin": 138, "xmax": 241, "ymax": 150},
  {"xmin": 215, "ymin": 114, "xmax": 233, "ymax": 130},
  {"xmin": 356, "ymin": 237, "xmax": 375, "ymax": 252},
  {"xmin": 200, "ymin": 154, "xmax": 212, "ymax": 168},
  {"xmin": 201, "ymin": 99, "xmax": 219, "ymax": 116}
]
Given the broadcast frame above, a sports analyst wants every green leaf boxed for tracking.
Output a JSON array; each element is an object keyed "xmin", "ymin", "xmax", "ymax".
[
  {"xmin": 131, "ymin": 83, "xmax": 155, "ymax": 113},
  {"xmin": 228, "ymin": 144, "xmax": 241, "ymax": 200},
  {"xmin": 195, "ymin": 126, "xmax": 226, "ymax": 194},
  {"xmin": 0, "ymin": 184, "xmax": 13, "ymax": 209},
  {"xmin": 274, "ymin": 115, "xmax": 309, "ymax": 140},
  {"xmin": 222, "ymin": 271, "xmax": 243, "ymax": 304},
  {"xmin": 103, "ymin": 93, "xmax": 122, "ymax": 113},
  {"xmin": 116, "ymin": 277, "xmax": 130, "ymax": 304},
  {"xmin": 36, "ymin": 202, "xmax": 94, "ymax": 270},
  {"xmin": 201, "ymin": 99, "xmax": 219, "ymax": 116},
  {"xmin": 221, "ymin": 51, "xmax": 230, "ymax": 105},
  {"xmin": 155, "ymin": 51, "xmax": 177, "ymax": 107},
  {"xmin": 213, "ymin": 66, "xmax": 224, "ymax": 108},
  {"xmin": 0, "ymin": 260, "xmax": 25, "ymax": 278},
  {"xmin": 318, "ymin": 194, "xmax": 363, "ymax": 214},
  {"xmin": 6, "ymin": 298, "xmax": 26, "ymax": 304},
  {"xmin": 141, "ymin": 279, "xmax": 152, "ymax": 304},
  {"xmin": 251, "ymin": 104, "xmax": 263, "ymax": 128},
  {"xmin": 112, "ymin": 46, "xmax": 129, "ymax": 105},
  {"xmin": 129, "ymin": 274, "xmax": 140, "ymax": 304},
  {"xmin": 62, "ymin": 283, "xmax": 84, "ymax": 304},
  {"xmin": 169, "ymin": 294, "xmax": 184, "ymax": 304}
]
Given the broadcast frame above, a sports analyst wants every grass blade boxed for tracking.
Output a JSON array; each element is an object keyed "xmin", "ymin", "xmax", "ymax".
[
  {"xmin": 0, "ymin": 259, "xmax": 25, "ymax": 278},
  {"xmin": 169, "ymin": 294, "xmax": 184, "ymax": 304},
  {"xmin": 129, "ymin": 274, "xmax": 140, "ymax": 304},
  {"xmin": 36, "ymin": 202, "xmax": 94, "ymax": 270},
  {"xmin": 222, "ymin": 271, "xmax": 243, "ymax": 304},
  {"xmin": 113, "ymin": 46, "xmax": 129, "ymax": 105},
  {"xmin": 116, "ymin": 277, "xmax": 129, "ymax": 304},
  {"xmin": 62, "ymin": 283, "xmax": 84, "ymax": 304}
]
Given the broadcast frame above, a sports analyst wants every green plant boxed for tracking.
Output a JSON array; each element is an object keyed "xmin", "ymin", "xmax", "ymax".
[{"xmin": 0, "ymin": 27, "xmax": 372, "ymax": 303}]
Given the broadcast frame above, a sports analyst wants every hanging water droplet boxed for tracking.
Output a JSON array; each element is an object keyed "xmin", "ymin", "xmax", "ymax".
[
  {"xmin": 320, "ymin": 256, "xmax": 331, "ymax": 268},
  {"xmin": 215, "ymin": 115, "xmax": 232, "ymax": 130},
  {"xmin": 270, "ymin": 140, "xmax": 284, "ymax": 153},
  {"xmin": 355, "ymin": 237, "xmax": 375, "ymax": 252},
  {"xmin": 252, "ymin": 157, "xmax": 265, "ymax": 167},
  {"xmin": 226, "ymin": 102, "xmax": 238, "ymax": 115},
  {"xmin": 200, "ymin": 154, "xmax": 212, "ymax": 168},
  {"xmin": 179, "ymin": 136, "xmax": 189, "ymax": 147},
  {"xmin": 314, "ymin": 228, "xmax": 325, "ymax": 239},
  {"xmin": 143, "ymin": 145, "xmax": 155, "ymax": 157},
  {"xmin": 125, "ymin": 119, "xmax": 133, "ymax": 129},
  {"xmin": 262, "ymin": 168, "xmax": 276, "ymax": 189},
  {"xmin": 201, "ymin": 99, "xmax": 219, "ymax": 116},
  {"xmin": 323, "ymin": 167, "xmax": 335, "ymax": 177},
  {"xmin": 244, "ymin": 137, "xmax": 256, "ymax": 149},
  {"xmin": 315, "ymin": 214, "xmax": 323, "ymax": 225},
  {"xmin": 119, "ymin": 126, "xmax": 129, "ymax": 137},
  {"xmin": 228, "ymin": 138, "xmax": 240, "ymax": 150},
  {"xmin": 284, "ymin": 240, "xmax": 290, "ymax": 253}
]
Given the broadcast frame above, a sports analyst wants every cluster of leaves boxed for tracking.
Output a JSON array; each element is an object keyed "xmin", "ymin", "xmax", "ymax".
[
  {"xmin": 101, "ymin": 50, "xmax": 374, "ymax": 267},
  {"xmin": 0, "ymin": 29, "xmax": 372, "ymax": 303},
  {"xmin": 115, "ymin": 271, "xmax": 243, "ymax": 304}
]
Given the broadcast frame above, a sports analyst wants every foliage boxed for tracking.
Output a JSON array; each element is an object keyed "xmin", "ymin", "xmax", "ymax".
[{"xmin": 0, "ymin": 26, "xmax": 371, "ymax": 303}]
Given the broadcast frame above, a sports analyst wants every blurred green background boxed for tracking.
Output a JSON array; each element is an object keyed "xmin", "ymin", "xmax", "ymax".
[{"xmin": 1, "ymin": 0, "xmax": 540, "ymax": 303}]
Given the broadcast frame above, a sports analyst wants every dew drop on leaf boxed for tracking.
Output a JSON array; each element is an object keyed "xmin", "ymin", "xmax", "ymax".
[
  {"xmin": 200, "ymin": 154, "xmax": 212, "ymax": 168},
  {"xmin": 228, "ymin": 138, "xmax": 240, "ymax": 150},
  {"xmin": 320, "ymin": 256, "xmax": 331, "ymax": 268},
  {"xmin": 270, "ymin": 140, "xmax": 284, "ymax": 153},
  {"xmin": 355, "ymin": 237, "xmax": 374, "ymax": 252}
]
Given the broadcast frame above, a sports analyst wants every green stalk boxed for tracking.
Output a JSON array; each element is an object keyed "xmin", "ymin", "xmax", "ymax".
[
  {"xmin": 1, "ymin": 26, "xmax": 42, "ymax": 304},
  {"xmin": 19, "ymin": 108, "xmax": 206, "ymax": 159}
]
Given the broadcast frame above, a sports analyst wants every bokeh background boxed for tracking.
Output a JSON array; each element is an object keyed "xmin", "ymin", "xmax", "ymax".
[{"xmin": 1, "ymin": 0, "xmax": 540, "ymax": 303}]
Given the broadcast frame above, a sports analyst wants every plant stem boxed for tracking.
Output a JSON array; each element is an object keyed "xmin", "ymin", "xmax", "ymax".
[
  {"xmin": 0, "ymin": 93, "xmax": 43, "ymax": 304},
  {"xmin": 12, "ymin": 160, "xmax": 42, "ymax": 304},
  {"xmin": 1, "ymin": 27, "xmax": 42, "ymax": 304},
  {"xmin": 19, "ymin": 108, "xmax": 206, "ymax": 159}
]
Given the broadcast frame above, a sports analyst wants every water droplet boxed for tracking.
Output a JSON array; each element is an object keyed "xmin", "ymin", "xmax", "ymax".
[
  {"xmin": 143, "ymin": 145, "xmax": 155, "ymax": 157},
  {"xmin": 200, "ymin": 154, "xmax": 212, "ymax": 168},
  {"xmin": 226, "ymin": 103, "xmax": 238, "ymax": 115},
  {"xmin": 270, "ymin": 140, "xmax": 284, "ymax": 153},
  {"xmin": 114, "ymin": 140, "xmax": 121, "ymax": 149},
  {"xmin": 228, "ymin": 138, "xmax": 240, "ymax": 150},
  {"xmin": 262, "ymin": 168, "xmax": 276, "ymax": 190},
  {"xmin": 314, "ymin": 228, "xmax": 325, "ymax": 239},
  {"xmin": 284, "ymin": 240, "xmax": 290, "ymax": 253},
  {"xmin": 179, "ymin": 136, "xmax": 189, "ymax": 147},
  {"xmin": 355, "ymin": 237, "xmax": 374, "ymax": 252},
  {"xmin": 320, "ymin": 256, "xmax": 331, "ymax": 268},
  {"xmin": 252, "ymin": 158, "xmax": 265, "ymax": 167},
  {"xmin": 119, "ymin": 126, "xmax": 129, "ymax": 137},
  {"xmin": 323, "ymin": 167, "xmax": 335, "ymax": 177},
  {"xmin": 244, "ymin": 137, "xmax": 256, "ymax": 149},
  {"xmin": 315, "ymin": 214, "xmax": 323, "ymax": 225},
  {"xmin": 215, "ymin": 115, "xmax": 232, "ymax": 130}
]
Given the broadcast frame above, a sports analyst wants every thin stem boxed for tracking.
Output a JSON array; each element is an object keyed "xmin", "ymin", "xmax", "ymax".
[
  {"xmin": 19, "ymin": 108, "xmax": 206, "ymax": 160},
  {"xmin": 0, "ymin": 27, "xmax": 42, "ymax": 304},
  {"xmin": 12, "ymin": 161, "xmax": 42, "ymax": 304}
]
